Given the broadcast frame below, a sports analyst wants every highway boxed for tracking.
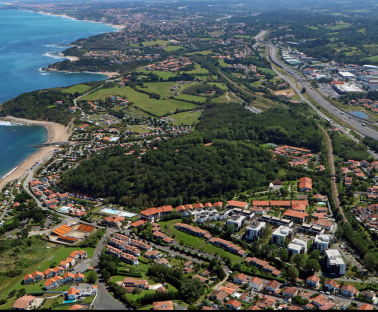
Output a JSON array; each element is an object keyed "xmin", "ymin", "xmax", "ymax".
[{"xmin": 264, "ymin": 41, "xmax": 378, "ymax": 159}]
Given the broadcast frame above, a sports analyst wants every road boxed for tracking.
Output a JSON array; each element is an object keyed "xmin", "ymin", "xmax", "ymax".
[{"xmin": 265, "ymin": 41, "xmax": 378, "ymax": 155}]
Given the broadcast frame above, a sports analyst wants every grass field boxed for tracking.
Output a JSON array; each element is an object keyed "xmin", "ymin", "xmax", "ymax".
[
  {"xmin": 187, "ymin": 50, "xmax": 213, "ymax": 56},
  {"xmin": 169, "ymin": 111, "xmax": 202, "ymax": 125},
  {"xmin": 324, "ymin": 24, "xmax": 350, "ymax": 30},
  {"xmin": 81, "ymin": 86, "xmax": 128, "ymax": 101},
  {"xmin": 81, "ymin": 86, "xmax": 197, "ymax": 116},
  {"xmin": 218, "ymin": 59, "xmax": 228, "ymax": 67},
  {"xmin": 188, "ymin": 64, "xmax": 210, "ymax": 75},
  {"xmin": 199, "ymin": 243, "xmax": 242, "ymax": 262},
  {"xmin": 258, "ymin": 67, "xmax": 275, "ymax": 75},
  {"xmin": 63, "ymin": 84, "xmax": 92, "ymax": 95},
  {"xmin": 363, "ymin": 55, "xmax": 378, "ymax": 62},
  {"xmin": 307, "ymin": 26, "xmax": 319, "ymax": 30},
  {"xmin": 136, "ymin": 82, "xmax": 207, "ymax": 103},
  {"xmin": 140, "ymin": 70, "xmax": 177, "ymax": 80},
  {"xmin": 234, "ymin": 35, "xmax": 251, "ymax": 38},
  {"xmin": 165, "ymin": 46, "xmax": 185, "ymax": 52},
  {"xmin": 169, "ymin": 227, "xmax": 205, "ymax": 249},
  {"xmin": 142, "ymin": 40, "xmax": 169, "ymax": 47}
]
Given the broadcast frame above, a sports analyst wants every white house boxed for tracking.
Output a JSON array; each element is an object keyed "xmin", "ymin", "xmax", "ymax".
[
  {"xmin": 233, "ymin": 273, "xmax": 248, "ymax": 285},
  {"xmin": 249, "ymin": 276, "xmax": 263, "ymax": 291},
  {"xmin": 265, "ymin": 280, "xmax": 281, "ymax": 293},
  {"xmin": 324, "ymin": 279, "xmax": 340, "ymax": 292},
  {"xmin": 341, "ymin": 284, "xmax": 359, "ymax": 297},
  {"xmin": 306, "ymin": 275, "xmax": 320, "ymax": 288}
]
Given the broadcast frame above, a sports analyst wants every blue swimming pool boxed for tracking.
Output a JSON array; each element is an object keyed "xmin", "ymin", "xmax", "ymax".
[
  {"xmin": 318, "ymin": 202, "xmax": 326, "ymax": 205},
  {"xmin": 63, "ymin": 300, "xmax": 76, "ymax": 304},
  {"xmin": 100, "ymin": 208, "xmax": 138, "ymax": 218},
  {"xmin": 58, "ymin": 206, "xmax": 70, "ymax": 213}
]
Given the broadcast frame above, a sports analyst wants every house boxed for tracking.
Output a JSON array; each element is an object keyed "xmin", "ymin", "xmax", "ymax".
[
  {"xmin": 311, "ymin": 294, "xmax": 328, "ymax": 307},
  {"xmin": 227, "ymin": 200, "xmax": 248, "ymax": 209},
  {"xmin": 53, "ymin": 266, "xmax": 65, "ymax": 276},
  {"xmin": 67, "ymin": 288, "xmax": 80, "ymax": 300},
  {"xmin": 323, "ymin": 279, "xmax": 340, "ymax": 292},
  {"xmin": 23, "ymin": 274, "xmax": 34, "ymax": 284},
  {"xmin": 64, "ymin": 272, "xmax": 75, "ymax": 283},
  {"xmin": 153, "ymin": 301, "xmax": 174, "ymax": 310},
  {"xmin": 60, "ymin": 261, "xmax": 69, "ymax": 270},
  {"xmin": 341, "ymin": 284, "xmax": 359, "ymax": 297},
  {"xmin": 184, "ymin": 261, "xmax": 193, "ymax": 268},
  {"xmin": 226, "ymin": 299, "xmax": 242, "ymax": 310},
  {"xmin": 68, "ymin": 305, "xmax": 84, "ymax": 310},
  {"xmin": 66, "ymin": 257, "xmax": 76, "ymax": 266},
  {"xmin": 361, "ymin": 290, "xmax": 376, "ymax": 301},
  {"xmin": 74, "ymin": 273, "xmax": 85, "ymax": 283},
  {"xmin": 233, "ymin": 273, "xmax": 248, "ymax": 285},
  {"xmin": 299, "ymin": 177, "xmax": 312, "ymax": 192},
  {"xmin": 360, "ymin": 304, "xmax": 374, "ymax": 310},
  {"xmin": 306, "ymin": 275, "xmax": 320, "ymax": 288},
  {"xmin": 210, "ymin": 290, "xmax": 229, "ymax": 303},
  {"xmin": 193, "ymin": 275, "xmax": 208, "ymax": 284},
  {"xmin": 122, "ymin": 278, "xmax": 149, "ymax": 290},
  {"xmin": 154, "ymin": 258, "xmax": 170, "ymax": 267},
  {"xmin": 102, "ymin": 216, "xmax": 125, "ymax": 227},
  {"xmin": 12, "ymin": 296, "xmax": 35, "ymax": 310},
  {"xmin": 52, "ymin": 276, "xmax": 64, "ymax": 285},
  {"xmin": 265, "ymin": 280, "xmax": 281, "ymax": 293},
  {"xmin": 144, "ymin": 250, "xmax": 163, "ymax": 259},
  {"xmin": 249, "ymin": 276, "xmax": 263, "ymax": 291},
  {"xmin": 44, "ymin": 278, "xmax": 58, "ymax": 290},
  {"xmin": 283, "ymin": 210, "xmax": 308, "ymax": 223},
  {"xmin": 282, "ymin": 287, "xmax": 298, "ymax": 298},
  {"xmin": 44, "ymin": 268, "xmax": 56, "ymax": 279},
  {"xmin": 32, "ymin": 271, "xmax": 44, "ymax": 281}
]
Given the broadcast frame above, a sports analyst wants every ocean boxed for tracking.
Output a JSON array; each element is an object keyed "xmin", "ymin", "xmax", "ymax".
[{"xmin": 0, "ymin": 7, "xmax": 116, "ymax": 179}]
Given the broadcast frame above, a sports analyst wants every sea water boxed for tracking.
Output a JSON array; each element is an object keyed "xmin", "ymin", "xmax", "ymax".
[{"xmin": 0, "ymin": 8, "xmax": 116, "ymax": 179}]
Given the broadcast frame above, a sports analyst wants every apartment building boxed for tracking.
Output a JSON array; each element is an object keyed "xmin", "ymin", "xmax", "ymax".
[
  {"xmin": 271, "ymin": 225, "xmax": 292, "ymax": 245},
  {"xmin": 245, "ymin": 221, "xmax": 266, "ymax": 241},
  {"xmin": 325, "ymin": 249, "xmax": 346, "ymax": 276}
]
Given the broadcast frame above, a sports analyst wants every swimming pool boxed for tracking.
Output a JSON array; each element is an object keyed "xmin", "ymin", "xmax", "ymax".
[
  {"xmin": 63, "ymin": 300, "xmax": 76, "ymax": 304},
  {"xmin": 318, "ymin": 202, "xmax": 326, "ymax": 205},
  {"xmin": 58, "ymin": 206, "xmax": 70, "ymax": 213},
  {"xmin": 100, "ymin": 208, "xmax": 138, "ymax": 218}
]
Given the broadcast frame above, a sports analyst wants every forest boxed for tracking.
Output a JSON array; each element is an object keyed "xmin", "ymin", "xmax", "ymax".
[
  {"xmin": 0, "ymin": 89, "xmax": 77, "ymax": 125},
  {"xmin": 60, "ymin": 102, "xmax": 326, "ymax": 208}
]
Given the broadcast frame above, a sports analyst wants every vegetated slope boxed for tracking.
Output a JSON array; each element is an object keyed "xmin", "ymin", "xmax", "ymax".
[
  {"xmin": 60, "ymin": 102, "xmax": 325, "ymax": 207},
  {"xmin": 0, "ymin": 90, "xmax": 77, "ymax": 125}
]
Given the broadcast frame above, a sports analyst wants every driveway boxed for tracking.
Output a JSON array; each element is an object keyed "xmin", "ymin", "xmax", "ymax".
[{"xmin": 71, "ymin": 258, "xmax": 92, "ymax": 274}]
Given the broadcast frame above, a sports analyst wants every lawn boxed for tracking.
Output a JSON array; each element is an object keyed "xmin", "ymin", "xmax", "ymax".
[
  {"xmin": 199, "ymin": 243, "xmax": 242, "ymax": 262},
  {"xmin": 142, "ymin": 40, "xmax": 169, "ymax": 47},
  {"xmin": 169, "ymin": 111, "xmax": 202, "ymax": 125},
  {"xmin": 218, "ymin": 59, "xmax": 228, "ymax": 67},
  {"xmin": 158, "ymin": 219, "xmax": 182, "ymax": 233},
  {"xmin": 363, "ymin": 55, "xmax": 378, "ymax": 62},
  {"xmin": 169, "ymin": 227, "xmax": 205, "ymax": 249},
  {"xmin": 136, "ymin": 82, "xmax": 207, "ymax": 103},
  {"xmin": 187, "ymin": 64, "xmax": 209, "ymax": 75},
  {"xmin": 164, "ymin": 46, "xmax": 185, "ymax": 52},
  {"xmin": 140, "ymin": 70, "xmax": 177, "ymax": 80},
  {"xmin": 63, "ymin": 84, "xmax": 92, "ymax": 95},
  {"xmin": 83, "ymin": 86, "xmax": 197, "ymax": 117},
  {"xmin": 140, "ymin": 304, "xmax": 154, "ymax": 310},
  {"xmin": 307, "ymin": 26, "xmax": 319, "ymax": 30},
  {"xmin": 325, "ymin": 24, "xmax": 350, "ymax": 30}
]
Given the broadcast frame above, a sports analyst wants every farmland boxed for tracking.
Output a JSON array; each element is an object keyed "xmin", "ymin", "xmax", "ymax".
[
  {"xmin": 169, "ymin": 111, "xmax": 202, "ymax": 125},
  {"xmin": 62, "ymin": 84, "xmax": 92, "ymax": 95}
]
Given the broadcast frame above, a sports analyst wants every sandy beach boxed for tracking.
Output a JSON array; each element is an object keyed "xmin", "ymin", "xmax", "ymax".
[
  {"xmin": 0, "ymin": 117, "xmax": 69, "ymax": 191},
  {"xmin": 41, "ymin": 67, "xmax": 119, "ymax": 79}
]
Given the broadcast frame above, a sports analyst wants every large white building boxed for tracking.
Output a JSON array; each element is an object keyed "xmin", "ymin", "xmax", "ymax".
[
  {"xmin": 313, "ymin": 234, "xmax": 331, "ymax": 253},
  {"xmin": 271, "ymin": 225, "xmax": 292, "ymax": 246},
  {"xmin": 287, "ymin": 238, "xmax": 307, "ymax": 257},
  {"xmin": 226, "ymin": 215, "xmax": 247, "ymax": 231},
  {"xmin": 245, "ymin": 222, "xmax": 266, "ymax": 241},
  {"xmin": 325, "ymin": 249, "xmax": 346, "ymax": 276}
]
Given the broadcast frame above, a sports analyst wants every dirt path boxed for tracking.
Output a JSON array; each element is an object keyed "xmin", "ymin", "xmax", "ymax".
[{"xmin": 318, "ymin": 124, "xmax": 347, "ymax": 223}]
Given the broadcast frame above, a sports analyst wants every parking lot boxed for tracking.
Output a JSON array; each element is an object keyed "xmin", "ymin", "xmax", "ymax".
[
  {"xmin": 318, "ymin": 83, "xmax": 341, "ymax": 98},
  {"xmin": 71, "ymin": 258, "xmax": 92, "ymax": 274}
]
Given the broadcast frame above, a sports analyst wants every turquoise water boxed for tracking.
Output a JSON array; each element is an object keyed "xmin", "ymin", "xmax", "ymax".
[
  {"xmin": 100, "ymin": 208, "xmax": 138, "ymax": 218},
  {"xmin": 0, "ymin": 9, "xmax": 116, "ymax": 180},
  {"xmin": 350, "ymin": 111, "xmax": 369, "ymax": 119}
]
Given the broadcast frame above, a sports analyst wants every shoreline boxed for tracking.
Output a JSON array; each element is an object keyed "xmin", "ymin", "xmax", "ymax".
[
  {"xmin": 36, "ymin": 11, "xmax": 124, "ymax": 30},
  {"xmin": 41, "ymin": 67, "xmax": 119, "ymax": 79},
  {"xmin": 0, "ymin": 117, "xmax": 69, "ymax": 191}
]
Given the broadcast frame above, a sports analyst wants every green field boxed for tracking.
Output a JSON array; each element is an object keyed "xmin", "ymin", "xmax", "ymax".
[
  {"xmin": 142, "ymin": 40, "xmax": 169, "ymax": 47},
  {"xmin": 164, "ymin": 46, "xmax": 185, "ymax": 52},
  {"xmin": 81, "ymin": 86, "xmax": 129, "ymax": 101},
  {"xmin": 137, "ymin": 82, "xmax": 207, "ymax": 103},
  {"xmin": 324, "ymin": 24, "xmax": 350, "ymax": 30},
  {"xmin": 363, "ymin": 55, "xmax": 378, "ymax": 62},
  {"xmin": 234, "ymin": 35, "xmax": 251, "ymax": 38},
  {"xmin": 63, "ymin": 84, "xmax": 92, "ymax": 95},
  {"xmin": 199, "ymin": 243, "xmax": 242, "ymax": 262},
  {"xmin": 188, "ymin": 64, "xmax": 209, "ymax": 75},
  {"xmin": 218, "ymin": 59, "xmax": 228, "ymax": 68},
  {"xmin": 187, "ymin": 50, "xmax": 213, "ymax": 56},
  {"xmin": 140, "ymin": 70, "xmax": 177, "ymax": 80},
  {"xmin": 169, "ymin": 228, "xmax": 205, "ymax": 249},
  {"xmin": 307, "ymin": 26, "xmax": 319, "ymax": 30},
  {"xmin": 169, "ymin": 111, "xmax": 202, "ymax": 125},
  {"xmin": 258, "ymin": 67, "xmax": 275, "ymax": 75},
  {"xmin": 126, "ymin": 87, "xmax": 197, "ymax": 116}
]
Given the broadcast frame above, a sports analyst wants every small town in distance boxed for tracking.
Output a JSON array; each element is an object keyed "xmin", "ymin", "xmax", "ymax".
[{"xmin": 3, "ymin": 0, "xmax": 378, "ymax": 310}]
